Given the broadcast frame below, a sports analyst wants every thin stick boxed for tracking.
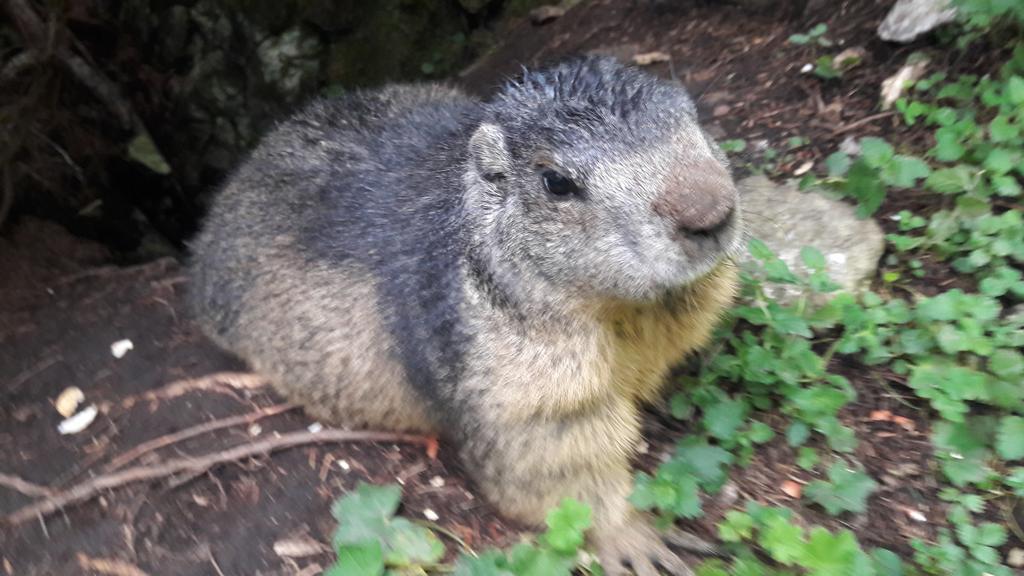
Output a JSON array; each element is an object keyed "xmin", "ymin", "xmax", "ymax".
[
  {"xmin": 832, "ymin": 111, "xmax": 897, "ymax": 136},
  {"xmin": 104, "ymin": 403, "xmax": 300, "ymax": 471},
  {"xmin": 115, "ymin": 372, "xmax": 269, "ymax": 411},
  {"xmin": 4, "ymin": 429, "xmax": 434, "ymax": 525},
  {"xmin": 0, "ymin": 472, "xmax": 54, "ymax": 497}
]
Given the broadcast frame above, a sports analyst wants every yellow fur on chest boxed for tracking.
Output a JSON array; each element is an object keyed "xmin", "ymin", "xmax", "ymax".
[
  {"xmin": 598, "ymin": 263, "xmax": 739, "ymax": 403},
  {"xmin": 471, "ymin": 263, "xmax": 738, "ymax": 421}
]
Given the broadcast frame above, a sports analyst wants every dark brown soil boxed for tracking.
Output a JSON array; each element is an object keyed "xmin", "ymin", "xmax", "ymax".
[{"xmin": 3, "ymin": 1, "xmax": 1013, "ymax": 574}]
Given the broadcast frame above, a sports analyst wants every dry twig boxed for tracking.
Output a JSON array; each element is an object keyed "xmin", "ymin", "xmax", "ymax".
[
  {"xmin": 0, "ymin": 472, "xmax": 54, "ymax": 497},
  {"xmin": 104, "ymin": 403, "xmax": 300, "ymax": 471},
  {"xmin": 115, "ymin": 372, "xmax": 269, "ymax": 411},
  {"xmin": 76, "ymin": 554, "xmax": 149, "ymax": 576},
  {"xmin": 4, "ymin": 428, "xmax": 434, "ymax": 525},
  {"xmin": 832, "ymin": 111, "xmax": 898, "ymax": 136}
]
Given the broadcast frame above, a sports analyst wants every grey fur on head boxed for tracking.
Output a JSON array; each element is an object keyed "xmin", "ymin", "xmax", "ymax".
[{"xmin": 465, "ymin": 56, "xmax": 741, "ymax": 306}]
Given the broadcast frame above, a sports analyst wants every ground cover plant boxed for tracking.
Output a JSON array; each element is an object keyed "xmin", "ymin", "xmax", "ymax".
[{"xmin": 321, "ymin": 3, "xmax": 1023, "ymax": 574}]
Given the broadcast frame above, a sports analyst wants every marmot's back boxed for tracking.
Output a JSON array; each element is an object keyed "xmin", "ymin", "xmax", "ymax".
[{"xmin": 187, "ymin": 84, "xmax": 474, "ymax": 431}]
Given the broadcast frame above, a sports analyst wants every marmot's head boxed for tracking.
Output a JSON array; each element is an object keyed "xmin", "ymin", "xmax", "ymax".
[{"xmin": 465, "ymin": 56, "xmax": 743, "ymax": 303}]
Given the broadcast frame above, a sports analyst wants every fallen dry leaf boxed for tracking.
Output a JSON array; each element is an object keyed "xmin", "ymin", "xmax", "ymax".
[
  {"xmin": 781, "ymin": 480, "xmax": 802, "ymax": 499},
  {"xmin": 869, "ymin": 409, "xmax": 893, "ymax": 422},
  {"xmin": 632, "ymin": 51, "xmax": 671, "ymax": 66},
  {"xmin": 76, "ymin": 554, "xmax": 148, "ymax": 576},
  {"xmin": 891, "ymin": 415, "xmax": 916, "ymax": 432},
  {"xmin": 881, "ymin": 54, "xmax": 930, "ymax": 110},
  {"xmin": 55, "ymin": 386, "xmax": 85, "ymax": 417},
  {"xmin": 273, "ymin": 536, "xmax": 325, "ymax": 559}
]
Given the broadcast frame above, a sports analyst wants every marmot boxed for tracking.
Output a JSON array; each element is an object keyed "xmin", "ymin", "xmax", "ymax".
[{"xmin": 188, "ymin": 56, "xmax": 742, "ymax": 575}]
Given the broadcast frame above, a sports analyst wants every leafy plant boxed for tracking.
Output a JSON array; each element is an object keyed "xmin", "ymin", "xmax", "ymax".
[
  {"xmin": 789, "ymin": 23, "xmax": 832, "ymax": 47},
  {"xmin": 803, "ymin": 463, "xmax": 878, "ymax": 516}
]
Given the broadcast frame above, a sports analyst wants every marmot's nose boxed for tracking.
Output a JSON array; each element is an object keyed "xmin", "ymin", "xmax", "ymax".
[{"xmin": 654, "ymin": 161, "xmax": 738, "ymax": 237}]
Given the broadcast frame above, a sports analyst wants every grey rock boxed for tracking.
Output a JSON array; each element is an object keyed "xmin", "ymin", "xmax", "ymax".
[
  {"xmin": 738, "ymin": 175, "xmax": 886, "ymax": 303},
  {"xmin": 878, "ymin": 0, "xmax": 958, "ymax": 43},
  {"xmin": 530, "ymin": 5, "xmax": 567, "ymax": 25}
]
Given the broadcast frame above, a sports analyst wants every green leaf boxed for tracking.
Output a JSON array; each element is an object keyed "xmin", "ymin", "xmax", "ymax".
[
  {"xmin": 332, "ymin": 483, "xmax": 402, "ymax": 524},
  {"xmin": 976, "ymin": 523, "xmax": 1008, "ymax": 547},
  {"xmin": 984, "ymin": 148, "xmax": 1016, "ymax": 175},
  {"xmin": 453, "ymin": 551, "xmax": 514, "ymax": 576},
  {"xmin": 1007, "ymin": 75, "xmax": 1024, "ymax": 104},
  {"xmin": 385, "ymin": 519, "xmax": 445, "ymax": 566},
  {"xmin": 332, "ymin": 483, "xmax": 403, "ymax": 546},
  {"xmin": 507, "ymin": 543, "xmax": 574, "ymax": 576},
  {"xmin": 670, "ymin": 393, "xmax": 694, "ymax": 420},
  {"xmin": 989, "ymin": 349, "xmax": 1023, "ymax": 378},
  {"xmin": 845, "ymin": 160, "xmax": 886, "ymax": 217},
  {"xmin": 670, "ymin": 475, "xmax": 703, "ymax": 518},
  {"xmin": 674, "ymin": 438, "xmax": 735, "ymax": 487},
  {"xmin": 881, "ymin": 155, "xmax": 931, "ymax": 188},
  {"xmin": 933, "ymin": 127, "xmax": 966, "ymax": 162},
  {"xmin": 804, "ymin": 464, "xmax": 878, "ymax": 516},
  {"xmin": 717, "ymin": 510, "xmax": 754, "ymax": 543},
  {"xmin": 871, "ymin": 549, "xmax": 904, "ymax": 575},
  {"xmin": 787, "ymin": 422, "xmax": 811, "ymax": 446},
  {"xmin": 332, "ymin": 541, "xmax": 385, "ymax": 576},
  {"xmin": 800, "ymin": 246, "xmax": 827, "ymax": 271},
  {"xmin": 126, "ymin": 129, "xmax": 172, "ymax": 175},
  {"xmin": 991, "ymin": 174, "xmax": 1022, "ymax": 196},
  {"xmin": 720, "ymin": 139, "xmax": 747, "ymax": 153},
  {"xmin": 748, "ymin": 421, "xmax": 775, "ymax": 444},
  {"xmin": 759, "ymin": 515, "xmax": 805, "ymax": 565},
  {"xmin": 996, "ymin": 416, "xmax": 1024, "ymax": 460},
  {"xmin": 799, "ymin": 528, "xmax": 867, "ymax": 576},
  {"xmin": 925, "ymin": 166, "xmax": 974, "ymax": 194},
  {"xmin": 789, "ymin": 33, "xmax": 811, "ymax": 44},
  {"xmin": 704, "ymin": 397, "xmax": 749, "ymax": 441},
  {"xmin": 859, "ymin": 137, "xmax": 894, "ymax": 167},
  {"xmin": 989, "ymin": 115, "xmax": 1020, "ymax": 142},
  {"xmin": 825, "ymin": 151, "xmax": 851, "ymax": 176},
  {"xmin": 797, "ymin": 447, "xmax": 820, "ymax": 470},
  {"xmin": 748, "ymin": 238, "xmax": 775, "ymax": 261},
  {"xmin": 543, "ymin": 499, "xmax": 591, "ymax": 554}
]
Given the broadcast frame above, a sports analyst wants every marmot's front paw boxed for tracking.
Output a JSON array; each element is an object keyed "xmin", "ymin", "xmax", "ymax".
[{"xmin": 593, "ymin": 514, "xmax": 717, "ymax": 576}]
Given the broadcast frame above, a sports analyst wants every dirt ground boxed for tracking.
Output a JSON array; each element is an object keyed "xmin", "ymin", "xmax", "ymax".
[{"xmin": 3, "ymin": 0, "xmax": 1017, "ymax": 574}]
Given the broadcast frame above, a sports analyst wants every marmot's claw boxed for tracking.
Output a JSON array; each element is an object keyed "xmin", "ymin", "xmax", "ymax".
[{"xmin": 594, "ymin": 515, "xmax": 714, "ymax": 575}]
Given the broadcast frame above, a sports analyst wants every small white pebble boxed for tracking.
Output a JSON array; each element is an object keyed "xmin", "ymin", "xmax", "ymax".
[
  {"xmin": 636, "ymin": 441, "xmax": 650, "ymax": 455},
  {"xmin": 58, "ymin": 404, "xmax": 98, "ymax": 435},
  {"xmin": 827, "ymin": 253, "xmax": 848, "ymax": 267},
  {"xmin": 908, "ymin": 510, "xmax": 927, "ymax": 522},
  {"xmin": 429, "ymin": 476, "xmax": 445, "ymax": 488},
  {"xmin": 949, "ymin": 452, "xmax": 964, "ymax": 460},
  {"xmin": 54, "ymin": 386, "xmax": 85, "ymax": 418},
  {"xmin": 396, "ymin": 477, "xmax": 406, "ymax": 485},
  {"xmin": 248, "ymin": 423, "xmax": 262, "ymax": 436},
  {"xmin": 307, "ymin": 422, "xmax": 323, "ymax": 433},
  {"xmin": 423, "ymin": 508, "xmax": 439, "ymax": 521},
  {"xmin": 337, "ymin": 459, "xmax": 351, "ymax": 471},
  {"xmin": 800, "ymin": 63, "xmax": 814, "ymax": 74},
  {"xmin": 890, "ymin": 214, "xmax": 902, "ymax": 221},
  {"xmin": 1008, "ymin": 548, "xmax": 1024, "ymax": 568},
  {"xmin": 793, "ymin": 160, "xmax": 814, "ymax": 176},
  {"xmin": 110, "ymin": 339, "xmax": 134, "ymax": 359}
]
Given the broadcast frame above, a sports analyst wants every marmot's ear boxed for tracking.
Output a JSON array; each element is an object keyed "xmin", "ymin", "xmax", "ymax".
[{"xmin": 469, "ymin": 123, "xmax": 511, "ymax": 182}]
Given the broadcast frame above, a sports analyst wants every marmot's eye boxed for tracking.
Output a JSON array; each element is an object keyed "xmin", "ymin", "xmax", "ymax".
[{"xmin": 541, "ymin": 170, "xmax": 579, "ymax": 197}]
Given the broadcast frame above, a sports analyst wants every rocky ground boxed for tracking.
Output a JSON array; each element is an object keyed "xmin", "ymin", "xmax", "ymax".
[{"xmin": 1, "ymin": 0, "xmax": 1005, "ymax": 574}]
